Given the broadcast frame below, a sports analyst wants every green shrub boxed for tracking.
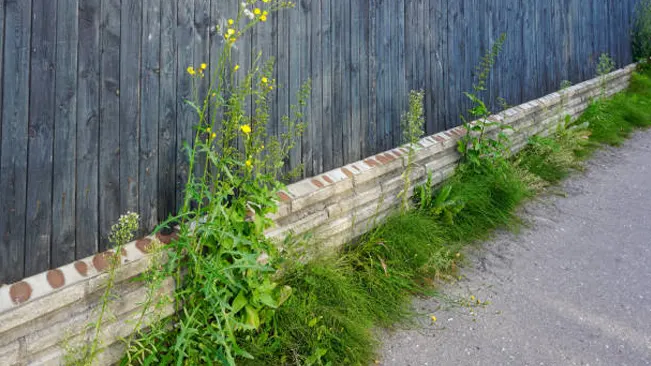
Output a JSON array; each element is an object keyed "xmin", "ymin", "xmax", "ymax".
[{"xmin": 633, "ymin": 0, "xmax": 651, "ymax": 60}]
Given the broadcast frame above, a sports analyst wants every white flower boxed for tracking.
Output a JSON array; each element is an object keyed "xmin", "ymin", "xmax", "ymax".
[{"xmin": 256, "ymin": 252, "xmax": 270, "ymax": 266}]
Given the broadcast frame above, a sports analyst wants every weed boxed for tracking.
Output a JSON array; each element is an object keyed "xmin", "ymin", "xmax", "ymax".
[
  {"xmin": 633, "ymin": 0, "xmax": 651, "ymax": 60},
  {"xmin": 65, "ymin": 212, "xmax": 140, "ymax": 366},
  {"xmin": 458, "ymin": 33, "xmax": 513, "ymax": 173},
  {"xmin": 399, "ymin": 90, "xmax": 426, "ymax": 212},
  {"xmin": 597, "ymin": 53, "xmax": 616, "ymax": 97}
]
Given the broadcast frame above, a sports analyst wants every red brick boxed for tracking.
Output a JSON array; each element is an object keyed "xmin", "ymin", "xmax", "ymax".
[
  {"xmin": 311, "ymin": 179, "xmax": 325, "ymax": 188},
  {"xmin": 10, "ymin": 281, "xmax": 32, "ymax": 305},
  {"xmin": 383, "ymin": 153, "xmax": 396, "ymax": 161},
  {"xmin": 277, "ymin": 191, "xmax": 292, "ymax": 202},
  {"xmin": 342, "ymin": 168, "xmax": 354, "ymax": 178},
  {"xmin": 46, "ymin": 269, "xmax": 65, "ymax": 289},
  {"xmin": 433, "ymin": 135, "xmax": 446, "ymax": 142},
  {"xmin": 74, "ymin": 261, "xmax": 88, "ymax": 276},
  {"xmin": 364, "ymin": 158, "xmax": 380, "ymax": 167},
  {"xmin": 322, "ymin": 175, "xmax": 334, "ymax": 184},
  {"xmin": 375, "ymin": 155, "xmax": 390, "ymax": 164},
  {"xmin": 136, "ymin": 238, "xmax": 154, "ymax": 254}
]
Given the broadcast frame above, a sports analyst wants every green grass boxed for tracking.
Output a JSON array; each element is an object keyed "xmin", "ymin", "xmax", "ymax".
[{"xmin": 235, "ymin": 69, "xmax": 651, "ymax": 366}]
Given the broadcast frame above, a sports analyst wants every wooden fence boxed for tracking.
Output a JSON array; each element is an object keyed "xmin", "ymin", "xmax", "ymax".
[{"xmin": 0, "ymin": 0, "xmax": 638, "ymax": 283}]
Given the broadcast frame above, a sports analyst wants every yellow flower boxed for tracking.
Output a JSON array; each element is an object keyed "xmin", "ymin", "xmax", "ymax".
[
  {"xmin": 206, "ymin": 127, "xmax": 211, "ymax": 132},
  {"xmin": 228, "ymin": 19, "xmax": 234, "ymax": 25},
  {"xmin": 470, "ymin": 295, "xmax": 476, "ymax": 302},
  {"xmin": 261, "ymin": 77, "xmax": 268, "ymax": 84},
  {"xmin": 254, "ymin": 8, "xmax": 261, "ymax": 15},
  {"xmin": 263, "ymin": 11, "xmax": 269, "ymax": 16},
  {"xmin": 240, "ymin": 124, "xmax": 252, "ymax": 135},
  {"xmin": 260, "ymin": 15, "xmax": 267, "ymax": 22},
  {"xmin": 430, "ymin": 315, "xmax": 437, "ymax": 322},
  {"xmin": 234, "ymin": 64, "xmax": 240, "ymax": 71},
  {"xmin": 211, "ymin": 133, "xmax": 217, "ymax": 139},
  {"xmin": 245, "ymin": 159, "xmax": 252, "ymax": 167},
  {"xmin": 263, "ymin": 0, "xmax": 270, "ymax": 2},
  {"xmin": 187, "ymin": 66, "xmax": 196, "ymax": 75},
  {"xmin": 227, "ymin": 28, "xmax": 236, "ymax": 35},
  {"xmin": 200, "ymin": 63, "xmax": 207, "ymax": 70}
]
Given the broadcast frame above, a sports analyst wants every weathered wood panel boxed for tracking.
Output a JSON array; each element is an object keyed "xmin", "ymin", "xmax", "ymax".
[{"xmin": 0, "ymin": 0, "xmax": 640, "ymax": 282}]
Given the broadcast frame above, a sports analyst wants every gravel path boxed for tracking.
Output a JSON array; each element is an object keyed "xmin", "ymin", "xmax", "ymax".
[{"xmin": 378, "ymin": 130, "xmax": 651, "ymax": 366}]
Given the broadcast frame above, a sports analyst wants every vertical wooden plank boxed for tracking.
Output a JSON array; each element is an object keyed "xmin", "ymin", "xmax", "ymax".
[
  {"xmin": 367, "ymin": 0, "xmax": 378, "ymax": 155},
  {"xmin": 297, "ymin": 2, "xmax": 312, "ymax": 177},
  {"xmin": 192, "ymin": 0, "xmax": 210, "ymax": 181},
  {"xmin": 0, "ymin": 0, "xmax": 31, "ymax": 282},
  {"xmin": 175, "ymin": 0, "xmax": 193, "ymax": 212},
  {"xmin": 159, "ymin": 0, "xmax": 177, "ymax": 221},
  {"xmin": 99, "ymin": 0, "xmax": 121, "ymax": 252},
  {"xmin": 331, "ymin": 0, "xmax": 344, "ymax": 167},
  {"xmin": 404, "ymin": 0, "xmax": 415, "ymax": 93},
  {"xmin": 343, "ymin": 1, "xmax": 355, "ymax": 163},
  {"xmin": 119, "ymin": 0, "xmax": 141, "ymax": 224},
  {"xmin": 377, "ymin": 0, "xmax": 390, "ymax": 150},
  {"xmin": 289, "ymin": 1, "xmax": 308, "ymax": 176},
  {"xmin": 430, "ymin": 0, "xmax": 448, "ymax": 133},
  {"xmin": 52, "ymin": 0, "xmax": 79, "ymax": 266},
  {"xmin": 140, "ymin": 0, "xmax": 161, "ymax": 235},
  {"xmin": 309, "ymin": 0, "xmax": 323, "ymax": 173},
  {"xmin": 276, "ymin": 5, "xmax": 291, "ymax": 172},
  {"xmin": 25, "ymin": 0, "xmax": 57, "ymax": 275},
  {"xmin": 446, "ymin": 0, "xmax": 462, "ymax": 129},
  {"xmin": 321, "ymin": 0, "xmax": 333, "ymax": 170},
  {"xmin": 355, "ymin": 0, "xmax": 370, "ymax": 158},
  {"xmin": 522, "ymin": 0, "xmax": 536, "ymax": 102},
  {"xmin": 394, "ymin": 0, "xmax": 406, "ymax": 141},
  {"xmin": 76, "ymin": 0, "xmax": 101, "ymax": 258}
]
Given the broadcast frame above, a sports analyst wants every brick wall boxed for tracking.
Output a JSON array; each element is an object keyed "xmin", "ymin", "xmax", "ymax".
[{"xmin": 0, "ymin": 65, "xmax": 635, "ymax": 365}]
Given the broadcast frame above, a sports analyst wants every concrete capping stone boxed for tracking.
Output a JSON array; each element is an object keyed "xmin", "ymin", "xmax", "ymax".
[{"xmin": 0, "ymin": 64, "xmax": 636, "ymax": 366}]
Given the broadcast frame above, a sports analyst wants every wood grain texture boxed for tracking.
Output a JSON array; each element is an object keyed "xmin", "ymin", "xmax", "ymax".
[
  {"xmin": 99, "ymin": 0, "xmax": 121, "ymax": 252},
  {"xmin": 0, "ymin": 0, "xmax": 32, "ymax": 283},
  {"xmin": 76, "ymin": 0, "xmax": 101, "ymax": 259},
  {"xmin": 25, "ymin": 0, "xmax": 57, "ymax": 275}
]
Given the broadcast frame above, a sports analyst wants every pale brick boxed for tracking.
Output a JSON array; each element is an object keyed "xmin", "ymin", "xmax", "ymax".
[
  {"xmin": 326, "ymin": 185, "xmax": 383, "ymax": 219},
  {"xmin": 0, "ymin": 340, "xmax": 20, "ymax": 366},
  {"xmin": 290, "ymin": 179, "xmax": 354, "ymax": 213}
]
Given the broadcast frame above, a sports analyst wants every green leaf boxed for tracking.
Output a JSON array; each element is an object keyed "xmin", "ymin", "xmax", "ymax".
[
  {"xmin": 245, "ymin": 305, "xmax": 260, "ymax": 329},
  {"xmin": 232, "ymin": 291, "xmax": 248, "ymax": 313}
]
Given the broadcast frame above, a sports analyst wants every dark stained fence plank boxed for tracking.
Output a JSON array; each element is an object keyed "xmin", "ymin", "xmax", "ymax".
[
  {"xmin": 140, "ymin": 0, "xmax": 161, "ymax": 236},
  {"xmin": 119, "ymin": 0, "xmax": 142, "ymax": 221},
  {"xmin": 309, "ymin": 0, "xmax": 323, "ymax": 173},
  {"xmin": 277, "ymin": 7, "xmax": 292, "ymax": 174},
  {"xmin": 76, "ymin": 0, "xmax": 101, "ymax": 259},
  {"xmin": 98, "ymin": 0, "xmax": 121, "ymax": 252},
  {"xmin": 321, "ymin": 0, "xmax": 333, "ymax": 170},
  {"xmin": 0, "ymin": 0, "xmax": 32, "ymax": 283},
  {"xmin": 158, "ymin": 0, "xmax": 177, "ymax": 222},
  {"xmin": 176, "ymin": 0, "xmax": 194, "ymax": 212},
  {"xmin": 298, "ymin": 1, "xmax": 313, "ymax": 178},
  {"xmin": 289, "ymin": 1, "xmax": 308, "ymax": 177},
  {"xmin": 25, "ymin": 0, "xmax": 57, "ymax": 276},
  {"xmin": 52, "ymin": 0, "xmax": 79, "ymax": 267}
]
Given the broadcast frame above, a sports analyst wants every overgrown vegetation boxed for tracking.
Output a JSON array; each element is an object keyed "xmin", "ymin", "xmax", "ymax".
[{"xmin": 633, "ymin": 0, "xmax": 651, "ymax": 60}]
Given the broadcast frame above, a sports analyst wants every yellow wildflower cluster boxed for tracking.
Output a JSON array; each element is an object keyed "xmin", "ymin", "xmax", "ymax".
[
  {"xmin": 187, "ymin": 63, "xmax": 208, "ymax": 77},
  {"xmin": 224, "ymin": 27, "xmax": 238, "ymax": 44},
  {"xmin": 240, "ymin": 124, "xmax": 252, "ymax": 135}
]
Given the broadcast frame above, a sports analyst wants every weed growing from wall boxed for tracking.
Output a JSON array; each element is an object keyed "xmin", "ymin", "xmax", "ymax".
[
  {"xmin": 597, "ymin": 53, "xmax": 616, "ymax": 97},
  {"xmin": 64, "ymin": 213, "xmax": 140, "ymax": 366},
  {"xmin": 399, "ymin": 90, "xmax": 425, "ymax": 212},
  {"xmin": 112, "ymin": 2, "xmax": 312, "ymax": 365},
  {"xmin": 458, "ymin": 33, "xmax": 512, "ymax": 173}
]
